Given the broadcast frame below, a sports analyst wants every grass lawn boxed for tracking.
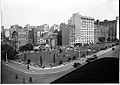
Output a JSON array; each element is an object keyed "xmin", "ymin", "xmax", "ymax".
[{"xmin": 17, "ymin": 42, "xmax": 116, "ymax": 67}]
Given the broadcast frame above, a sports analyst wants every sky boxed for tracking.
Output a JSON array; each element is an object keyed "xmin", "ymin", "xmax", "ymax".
[{"xmin": 1, "ymin": 0, "xmax": 119, "ymax": 29}]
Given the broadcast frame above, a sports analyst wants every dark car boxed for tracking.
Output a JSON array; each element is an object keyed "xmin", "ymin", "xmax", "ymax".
[
  {"xmin": 86, "ymin": 55, "xmax": 98, "ymax": 63},
  {"xmin": 112, "ymin": 48, "xmax": 115, "ymax": 50},
  {"xmin": 92, "ymin": 54, "xmax": 98, "ymax": 59},
  {"xmin": 73, "ymin": 62, "xmax": 81, "ymax": 68}
]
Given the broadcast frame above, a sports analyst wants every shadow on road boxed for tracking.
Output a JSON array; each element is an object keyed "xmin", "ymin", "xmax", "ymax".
[{"xmin": 51, "ymin": 57, "xmax": 119, "ymax": 83}]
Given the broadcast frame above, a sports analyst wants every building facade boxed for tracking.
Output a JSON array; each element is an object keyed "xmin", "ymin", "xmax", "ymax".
[
  {"xmin": 68, "ymin": 24, "xmax": 76, "ymax": 46},
  {"xmin": 9, "ymin": 25, "xmax": 29, "ymax": 50},
  {"xmin": 60, "ymin": 23, "xmax": 70, "ymax": 46},
  {"xmin": 116, "ymin": 17, "xmax": 119, "ymax": 39},
  {"xmin": 99, "ymin": 18, "xmax": 117, "ymax": 41},
  {"xmin": 94, "ymin": 24, "xmax": 108, "ymax": 43},
  {"xmin": 50, "ymin": 24, "xmax": 60, "ymax": 32},
  {"xmin": 68, "ymin": 13, "xmax": 95, "ymax": 45}
]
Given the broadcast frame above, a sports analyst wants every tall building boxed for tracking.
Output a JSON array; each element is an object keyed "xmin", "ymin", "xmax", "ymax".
[
  {"xmin": 60, "ymin": 23, "xmax": 70, "ymax": 46},
  {"xmin": 99, "ymin": 18, "xmax": 117, "ymax": 40},
  {"xmin": 68, "ymin": 24, "xmax": 76, "ymax": 46},
  {"xmin": 68, "ymin": 13, "xmax": 95, "ymax": 45},
  {"xmin": 17, "ymin": 28, "xmax": 29, "ymax": 48}
]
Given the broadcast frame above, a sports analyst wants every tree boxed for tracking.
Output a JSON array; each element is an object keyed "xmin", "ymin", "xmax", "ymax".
[
  {"xmin": 29, "ymin": 77, "xmax": 32, "ymax": 83},
  {"xmin": 98, "ymin": 37, "xmax": 105, "ymax": 43},
  {"xmin": 15, "ymin": 74, "xmax": 18, "ymax": 79},
  {"xmin": 107, "ymin": 37, "xmax": 111, "ymax": 42},
  {"xmin": 86, "ymin": 50, "xmax": 89, "ymax": 55},
  {"xmin": 59, "ymin": 48, "xmax": 62, "ymax": 53},
  {"xmin": 72, "ymin": 56, "xmax": 76, "ymax": 60},
  {"xmin": 68, "ymin": 57, "xmax": 71, "ymax": 62},
  {"xmin": 25, "ymin": 43, "xmax": 34, "ymax": 52},
  {"xmin": 19, "ymin": 45, "xmax": 26, "ymax": 52},
  {"xmin": 63, "ymin": 54, "xmax": 65, "ymax": 57},
  {"xmin": 1, "ymin": 44, "xmax": 18, "ymax": 60},
  {"xmin": 59, "ymin": 60, "xmax": 62, "ymax": 65},
  {"xmin": 81, "ymin": 54, "xmax": 86, "ymax": 57},
  {"xmin": 27, "ymin": 59, "xmax": 31, "ymax": 64}
]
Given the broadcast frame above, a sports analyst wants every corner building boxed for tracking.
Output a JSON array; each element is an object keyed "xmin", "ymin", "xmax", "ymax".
[{"xmin": 68, "ymin": 13, "xmax": 95, "ymax": 45}]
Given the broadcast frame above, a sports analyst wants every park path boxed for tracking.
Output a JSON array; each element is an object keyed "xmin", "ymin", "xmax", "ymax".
[{"xmin": 2, "ymin": 46, "xmax": 118, "ymax": 75}]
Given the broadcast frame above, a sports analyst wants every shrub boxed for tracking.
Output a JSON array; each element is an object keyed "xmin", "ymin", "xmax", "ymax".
[
  {"xmin": 59, "ymin": 60, "xmax": 62, "ymax": 65},
  {"xmin": 81, "ymin": 54, "xmax": 85, "ymax": 57},
  {"xmin": 15, "ymin": 74, "xmax": 18, "ymax": 79},
  {"xmin": 72, "ymin": 56, "xmax": 76, "ymax": 60},
  {"xmin": 63, "ymin": 54, "xmax": 65, "ymax": 57},
  {"xmin": 29, "ymin": 77, "xmax": 32, "ymax": 83},
  {"xmin": 68, "ymin": 57, "xmax": 71, "ymax": 62},
  {"xmin": 27, "ymin": 59, "xmax": 31, "ymax": 64}
]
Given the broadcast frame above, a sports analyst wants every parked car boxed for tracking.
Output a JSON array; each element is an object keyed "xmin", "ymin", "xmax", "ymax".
[
  {"xmin": 73, "ymin": 62, "xmax": 81, "ymax": 68},
  {"xmin": 92, "ymin": 54, "xmax": 98, "ymax": 59},
  {"xmin": 112, "ymin": 48, "xmax": 115, "ymax": 50},
  {"xmin": 86, "ymin": 54, "xmax": 98, "ymax": 62}
]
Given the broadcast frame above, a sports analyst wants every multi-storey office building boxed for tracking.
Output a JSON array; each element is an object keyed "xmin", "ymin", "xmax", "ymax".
[
  {"xmin": 68, "ymin": 13, "xmax": 95, "ymax": 45},
  {"xmin": 9, "ymin": 25, "xmax": 29, "ymax": 50},
  {"xmin": 68, "ymin": 24, "xmax": 76, "ymax": 46}
]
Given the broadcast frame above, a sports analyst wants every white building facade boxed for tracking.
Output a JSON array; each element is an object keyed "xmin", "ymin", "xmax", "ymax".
[{"xmin": 68, "ymin": 13, "xmax": 95, "ymax": 45}]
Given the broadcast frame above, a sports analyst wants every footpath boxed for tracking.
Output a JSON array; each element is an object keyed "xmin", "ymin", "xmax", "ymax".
[{"xmin": 2, "ymin": 46, "xmax": 118, "ymax": 74}]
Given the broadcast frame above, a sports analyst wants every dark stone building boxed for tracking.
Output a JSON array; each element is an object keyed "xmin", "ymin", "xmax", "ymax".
[{"xmin": 99, "ymin": 19, "xmax": 117, "ymax": 41}]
